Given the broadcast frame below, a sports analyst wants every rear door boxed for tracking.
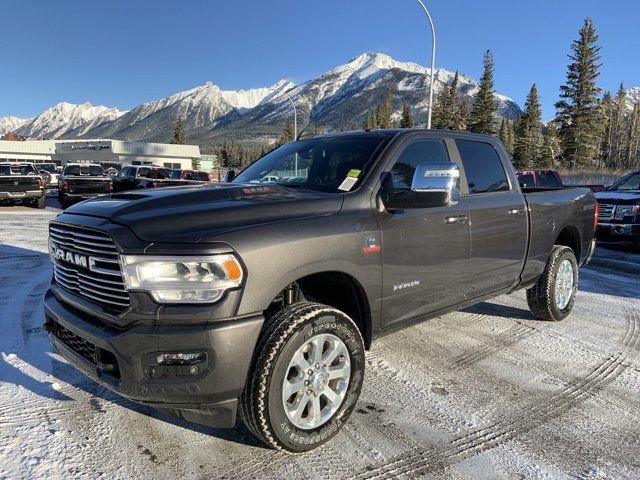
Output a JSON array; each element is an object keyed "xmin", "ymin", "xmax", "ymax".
[
  {"xmin": 454, "ymin": 139, "xmax": 528, "ymax": 297},
  {"xmin": 379, "ymin": 136, "xmax": 470, "ymax": 326}
]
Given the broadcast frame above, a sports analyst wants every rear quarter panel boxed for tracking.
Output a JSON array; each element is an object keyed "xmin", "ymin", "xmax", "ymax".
[{"xmin": 521, "ymin": 187, "xmax": 595, "ymax": 286}]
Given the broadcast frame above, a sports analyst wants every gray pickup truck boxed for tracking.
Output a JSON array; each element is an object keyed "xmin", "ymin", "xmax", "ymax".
[{"xmin": 43, "ymin": 130, "xmax": 597, "ymax": 452}]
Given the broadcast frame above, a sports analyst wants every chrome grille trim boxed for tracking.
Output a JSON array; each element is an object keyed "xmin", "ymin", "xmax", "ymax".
[
  {"xmin": 597, "ymin": 203, "xmax": 615, "ymax": 221},
  {"xmin": 49, "ymin": 223, "xmax": 130, "ymax": 311}
]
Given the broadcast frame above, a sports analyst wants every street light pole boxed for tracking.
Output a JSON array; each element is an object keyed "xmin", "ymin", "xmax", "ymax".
[
  {"xmin": 282, "ymin": 92, "xmax": 298, "ymax": 142},
  {"xmin": 416, "ymin": 0, "xmax": 436, "ymax": 129}
]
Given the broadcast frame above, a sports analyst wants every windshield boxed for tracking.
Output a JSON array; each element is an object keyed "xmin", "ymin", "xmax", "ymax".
[
  {"xmin": 0, "ymin": 165, "xmax": 38, "ymax": 175},
  {"xmin": 139, "ymin": 167, "xmax": 171, "ymax": 179},
  {"xmin": 608, "ymin": 172, "xmax": 640, "ymax": 191},
  {"xmin": 185, "ymin": 171, "xmax": 209, "ymax": 181},
  {"xmin": 232, "ymin": 136, "xmax": 390, "ymax": 193},
  {"xmin": 64, "ymin": 165, "xmax": 104, "ymax": 176},
  {"xmin": 38, "ymin": 164, "xmax": 57, "ymax": 173}
]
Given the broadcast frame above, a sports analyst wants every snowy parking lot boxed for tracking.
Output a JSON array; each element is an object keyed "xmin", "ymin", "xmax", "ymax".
[{"xmin": 1, "ymin": 200, "xmax": 639, "ymax": 479}]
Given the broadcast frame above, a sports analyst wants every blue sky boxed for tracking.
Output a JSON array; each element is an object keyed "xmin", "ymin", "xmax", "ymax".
[{"xmin": 2, "ymin": 0, "xmax": 638, "ymax": 119}]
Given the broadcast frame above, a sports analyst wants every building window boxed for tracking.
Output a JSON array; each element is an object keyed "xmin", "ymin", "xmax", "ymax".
[{"xmin": 163, "ymin": 162, "xmax": 181, "ymax": 169}]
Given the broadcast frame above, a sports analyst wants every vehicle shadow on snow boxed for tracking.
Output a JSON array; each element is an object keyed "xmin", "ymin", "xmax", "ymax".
[
  {"xmin": 461, "ymin": 302, "xmax": 537, "ymax": 321},
  {"xmin": 0, "ymin": 243, "xmax": 265, "ymax": 450}
]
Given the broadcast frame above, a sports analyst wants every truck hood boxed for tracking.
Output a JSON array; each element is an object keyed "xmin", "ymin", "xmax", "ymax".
[
  {"xmin": 64, "ymin": 183, "xmax": 343, "ymax": 242},
  {"xmin": 595, "ymin": 191, "xmax": 640, "ymax": 204}
]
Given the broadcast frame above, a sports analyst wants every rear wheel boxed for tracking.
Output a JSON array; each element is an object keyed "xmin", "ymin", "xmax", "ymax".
[
  {"xmin": 526, "ymin": 245, "xmax": 578, "ymax": 321},
  {"xmin": 239, "ymin": 302, "xmax": 365, "ymax": 452},
  {"xmin": 35, "ymin": 196, "xmax": 45, "ymax": 209}
]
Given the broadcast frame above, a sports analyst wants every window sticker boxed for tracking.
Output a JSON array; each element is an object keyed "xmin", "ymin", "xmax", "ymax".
[{"xmin": 338, "ymin": 169, "xmax": 361, "ymax": 191}]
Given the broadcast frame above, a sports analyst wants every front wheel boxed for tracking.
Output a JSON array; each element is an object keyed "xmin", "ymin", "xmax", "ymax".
[
  {"xmin": 526, "ymin": 245, "xmax": 578, "ymax": 321},
  {"xmin": 239, "ymin": 302, "xmax": 365, "ymax": 452}
]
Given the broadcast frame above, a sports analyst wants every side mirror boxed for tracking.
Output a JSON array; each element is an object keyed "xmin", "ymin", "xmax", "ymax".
[
  {"xmin": 222, "ymin": 169, "xmax": 236, "ymax": 183},
  {"xmin": 384, "ymin": 162, "xmax": 460, "ymax": 210}
]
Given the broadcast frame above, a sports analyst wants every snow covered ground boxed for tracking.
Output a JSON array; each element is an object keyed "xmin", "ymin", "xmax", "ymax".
[{"xmin": 1, "ymin": 202, "xmax": 639, "ymax": 479}]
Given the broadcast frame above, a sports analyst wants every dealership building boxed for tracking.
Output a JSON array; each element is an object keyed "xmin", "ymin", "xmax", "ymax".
[{"xmin": 0, "ymin": 139, "xmax": 201, "ymax": 170}]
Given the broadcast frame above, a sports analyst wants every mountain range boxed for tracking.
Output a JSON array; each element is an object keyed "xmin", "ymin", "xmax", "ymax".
[{"xmin": 3, "ymin": 52, "xmax": 637, "ymax": 148}]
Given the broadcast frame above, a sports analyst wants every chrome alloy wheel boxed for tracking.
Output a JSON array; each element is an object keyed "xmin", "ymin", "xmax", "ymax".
[
  {"xmin": 554, "ymin": 259, "xmax": 575, "ymax": 310},
  {"xmin": 282, "ymin": 333, "xmax": 351, "ymax": 430}
]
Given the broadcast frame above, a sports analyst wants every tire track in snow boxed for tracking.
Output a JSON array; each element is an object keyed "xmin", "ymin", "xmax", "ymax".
[
  {"xmin": 451, "ymin": 322, "xmax": 538, "ymax": 370},
  {"xmin": 350, "ymin": 302, "xmax": 640, "ymax": 479}
]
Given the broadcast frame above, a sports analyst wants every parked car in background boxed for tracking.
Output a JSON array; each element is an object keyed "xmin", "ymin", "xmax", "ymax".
[
  {"xmin": 112, "ymin": 165, "xmax": 200, "ymax": 192},
  {"xmin": 169, "ymin": 168, "xmax": 211, "ymax": 183},
  {"xmin": 36, "ymin": 163, "xmax": 60, "ymax": 188},
  {"xmin": 518, "ymin": 170, "xmax": 606, "ymax": 193},
  {"xmin": 517, "ymin": 170, "xmax": 563, "ymax": 188},
  {"xmin": 595, "ymin": 170, "xmax": 640, "ymax": 250},
  {"xmin": 58, "ymin": 163, "xmax": 113, "ymax": 209},
  {"xmin": 44, "ymin": 130, "xmax": 597, "ymax": 452},
  {"xmin": 0, "ymin": 162, "xmax": 45, "ymax": 208}
]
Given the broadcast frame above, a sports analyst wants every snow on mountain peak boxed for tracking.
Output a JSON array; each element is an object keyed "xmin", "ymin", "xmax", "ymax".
[
  {"xmin": 626, "ymin": 87, "xmax": 640, "ymax": 109},
  {"xmin": 0, "ymin": 116, "xmax": 32, "ymax": 135},
  {"xmin": 15, "ymin": 102, "xmax": 124, "ymax": 138}
]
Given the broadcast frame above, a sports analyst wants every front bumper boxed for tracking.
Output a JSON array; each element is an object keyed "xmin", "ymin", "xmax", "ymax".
[
  {"xmin": 0, "ymin": 190, "xmax": 44, "ymax": 200},
  {"xmin": 596, "ymin": 222, "xmax": 640, "ymax": 241},
  {"xmin": 43, "ymin": 289, "xmax": 263, "ymax": 428}
]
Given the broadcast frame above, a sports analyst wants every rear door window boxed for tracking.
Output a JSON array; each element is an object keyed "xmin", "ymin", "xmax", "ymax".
[{"xmin": 455, "ymin": 140, "xmax": 509, "ymax": 194}]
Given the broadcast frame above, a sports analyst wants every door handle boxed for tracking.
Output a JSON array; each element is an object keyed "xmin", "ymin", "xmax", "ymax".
[
  {"xmin": 508, "ymin": 208, "xmax": 526, "ymax": 215},
  {"xmin": 445, "ymin": 215, "xmax": 468, "ymax": 224}
]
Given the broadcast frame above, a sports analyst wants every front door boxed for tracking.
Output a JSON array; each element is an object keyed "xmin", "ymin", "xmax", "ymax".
[{"xmin": 379, "ymin": 138, "xmax": 471, "ymax": 327}]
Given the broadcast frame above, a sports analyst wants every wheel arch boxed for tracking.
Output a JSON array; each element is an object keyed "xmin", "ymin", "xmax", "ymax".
[{"xmin": 555, "ymin": 225, "xmax": 582, "ymax": 262}]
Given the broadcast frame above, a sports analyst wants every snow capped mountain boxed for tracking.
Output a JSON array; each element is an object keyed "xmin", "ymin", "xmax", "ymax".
[
  {"xmin": 75, "ymin": 79, "xmax": 294, "ymax": 142},
  {"xmin": 214, "ymin": 52, "xmax": 522, "ymax": 144},
  {"xmin": 5, "ymin": 52, "xmax": 523, "ymax": 145},
  {"xmin": 15, "ymin": 102, "xmax": 124, "ymax": 138},
  {"xmin": 0, "ymin": 116, "xmax": 32, "ymax": 135},
  {"xmin": 626, "ymin": 87, "xmax": 640, "ymax": 110}
]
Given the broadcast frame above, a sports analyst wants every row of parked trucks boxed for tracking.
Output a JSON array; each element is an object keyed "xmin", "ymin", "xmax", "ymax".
[{"xmin": 0, "ymin": 161, "xmax": 212, "ymax": 209}]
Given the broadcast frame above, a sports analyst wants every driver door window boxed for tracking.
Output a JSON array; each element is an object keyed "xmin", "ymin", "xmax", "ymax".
[{"xmin": 384, "ymin": 140, "xmax": 450, "ymax": 190}]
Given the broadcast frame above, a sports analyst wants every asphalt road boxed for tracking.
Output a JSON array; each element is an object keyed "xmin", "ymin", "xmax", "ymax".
[{"xmin": 1, "ymin": 205, "xmax": 639, "ymax": 479}]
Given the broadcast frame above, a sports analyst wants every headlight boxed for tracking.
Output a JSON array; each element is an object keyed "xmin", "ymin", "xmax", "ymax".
[
  {"xmin": 121, "ymin": 255, "xmax": 243, "ymax": 304},
  {"xmin": 614, "ymin": 205, "xmax": 640, "ymax": 220}
]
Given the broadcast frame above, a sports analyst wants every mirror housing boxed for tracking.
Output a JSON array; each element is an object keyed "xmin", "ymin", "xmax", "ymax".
[
  {"xmin": 222, "ymin": 169, "xmax": 236, "ymax": 183},
  {"xmin": 384, "ymin": 162, "xmax": 460, "ymax": 210}
]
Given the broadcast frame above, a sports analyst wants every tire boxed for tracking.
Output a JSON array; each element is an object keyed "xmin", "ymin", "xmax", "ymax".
[
  {"xmin": 526, "ymin": 245, "xmax": 578, "ymax": 321},
  {"xmin": 239, "ymin": 302, "xmax": 365, "ymax": 452},
  {"xmin": 35, "ymin": 196, "xmax": 45, "ymax": 209}
]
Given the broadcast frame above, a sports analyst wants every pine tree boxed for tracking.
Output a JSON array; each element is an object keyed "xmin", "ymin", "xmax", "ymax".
[
  {"xmin": 599, "ymin": 91, "xmax": 614, "ymax": 167},
  {"xmin": 274, "ymin": 121, "xmax": 295, "ymax": 147},
  {"xmin": 400, "ymin": 102, "xmax": 414, "ymax": 128},
  {"xmin": 555, "ymin": 18, "xmax": 602, "ymax": 168},
  {"xmin": 513, "ymin": 84, "xmax": 543, "ymax": 169},
  {"xmin": 364, "ymin": 111, "xmax": 377, "ymax": 130},
  {"xmin": 609, "ymin": 83, "xmax": 629, "ymax": 169},
  {"xmin": 170, "ymin": 116, "xmax": 186, "ymax": 144},
  {"xmin": 469, "ymin": 50, "xmax": 497, "ymax": 135},
  {"xmin": 499, "ymin": 118, "xmax": 514, "ymax": 156},
  {"xmin": 433, "ymin": 81, "xmax": 450, "ymax": 129},
  {"xmin": 351, "ymin": 121, "xmax": 361, "ymax": 131},
  {"xmin": 456, "ymin": 102, "xmax": 468, "ymax": 131},
  {"xmin": 626, "ymin": 103, "xmax": 640, "ymax": 169},
  {"xmin": 376, "ymin": 89, "xmax": 394, "ymax": 129},
  {"xmin": 540, "ymin": 122, "xmax": 561, "ymax": 168}
]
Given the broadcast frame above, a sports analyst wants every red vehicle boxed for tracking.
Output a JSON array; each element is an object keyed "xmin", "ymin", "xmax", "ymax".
[
  {"xmin": 517, "ymin": 170, "xmax": 563, "ymax": 188},
  {"xmin": 517, "ymin": 170, "xmax": 606, "ymax": 193},
  {"xmin": 169, "ymin": 169, "xmax": 211, "ymax": 183}
]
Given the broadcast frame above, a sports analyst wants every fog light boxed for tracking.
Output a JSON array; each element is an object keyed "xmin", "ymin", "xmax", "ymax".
[{"xmin": 156, "ymin": 352, "xmax": 206, "ymax": 366}]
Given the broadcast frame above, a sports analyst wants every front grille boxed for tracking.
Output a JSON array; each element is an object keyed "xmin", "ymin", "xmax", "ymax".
[
  {"xmin": 68, "ymin": 180, "xmax": 110, "ymax": 194},
  {"xmin": 49, "ymin": 223, "xmax": 130, "ymax": 311},
  {"xmin": 598, "ymin": 203, "xmax": 615, "ymax": 222},
  {"xmin": 55, "ymin": 323, "xmax": 97, "ymax": 364}
]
